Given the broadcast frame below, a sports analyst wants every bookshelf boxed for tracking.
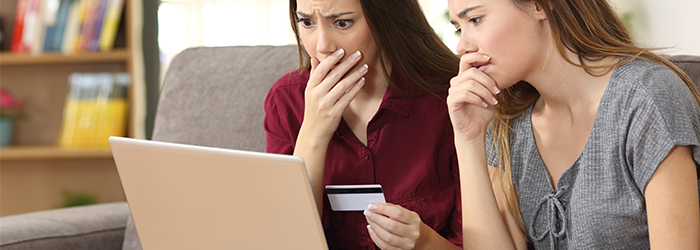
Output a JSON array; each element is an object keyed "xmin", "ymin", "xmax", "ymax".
[
  {"xmin": 0, "ymin": 49, "xmax": 130, "ymax": 65},
  {"xmin": 0, "ymin": 146, "xmax": 113, "ymax": 160},
  {"xmin": 0, "ymin": 0, "xmax": 143, "ymax": 216}
]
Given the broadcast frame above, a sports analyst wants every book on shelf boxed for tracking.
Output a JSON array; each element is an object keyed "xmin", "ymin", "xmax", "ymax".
[
  {"xmin": 76, "ymin": 0, "xmax": 100, "ymax": 52},
  {"xmin": 43, "ymin": 0, "xmax": 72, "ymax": 52},
  {"xmin": 28, "ymin": 0, "xmax": 47, "ymax": 55},
  {"xmin": 40, "ymin": 0, "xmax": 61, "ymax": 52},
  {"xmin": 86, "ymin": 0, "xmax": 109, "ymax": 51},
  {"xmin": 10, "ymin": 0, "xmax": 29, "ymax": 52},
  {"xmin": 9, "ymin": 0, "xmax": 125, "ymax": 55},
  {"xmin": 59, "ymin": 72, "xmax": 130, "ymax": 148},
  {"xmin": 11, "ymin": 0, "xmax": 41, "ymax": 53},
  {"xmin": 61, "ymin": 0, "xmax": 83, "ymax": 54},
  {"xmin": 98, "ymin": 0, "xmax": 124, "ymax": 52}
]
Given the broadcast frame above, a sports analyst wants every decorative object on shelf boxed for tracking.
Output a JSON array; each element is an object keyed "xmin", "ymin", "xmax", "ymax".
[
  {"xmin": 0, "ymin": 88, "xmax": 25, "ymax": 147},
  {"xmin": 609, "ymin": 0, "xmax": 644, "ymax": 39},
  {"xmin": 0, "ymin": 118, "xmax": 13, "ymax": 147},
  {"xmin": 59, "ymin": 190, "xmax": 98, "ymax": 208}
]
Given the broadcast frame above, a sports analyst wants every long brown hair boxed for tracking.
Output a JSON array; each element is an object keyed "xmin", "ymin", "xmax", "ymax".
[
  {"xmin": 492, "ymin": 0, "xmax": 700, "ymax": 236},
  {"xmin": 288, "ymin": 0, "xmax": 459, "ymax": 95}
]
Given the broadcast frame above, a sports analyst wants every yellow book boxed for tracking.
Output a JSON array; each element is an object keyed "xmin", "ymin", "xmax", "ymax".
[
  {"xmin": 59, "ymin": 72, "xmax": 130, "ymax": 148},
  {"xmin": 91, "ymin": 73, "xmax": 129, "ymax": 147},
  {"xmin": 98, "ymin": 0, "xmax": 124, "ymax": 52},
  {"xmin": 58, "ymin": 93, "xmax": 80, "ymax": 146},
  {"xmin": 106, "ymin": 73, "xmax": 130, "ymax": 139},
  {"xmin": 92, "ymin": 98, "xmax": 127, "ymax": 146},
  {"xmin": 59, "ymin": 73, "xmax": 94, "ymax": 147}
]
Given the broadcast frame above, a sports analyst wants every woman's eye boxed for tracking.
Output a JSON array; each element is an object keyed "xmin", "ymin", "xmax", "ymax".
[
  {"xmin": 334, "ymin": 20, "xmax": 353, "ymax": 29},
  {"xmin": 299, "ymin": 19, "xmax": 314, "ymax": 28},
  {"xmin": 455, "ymin": 28, "xmax": 461, "ymax": 35},
  {"xmin": 468, "ymin": 16, "xmax": 482, "ymax": 25}
]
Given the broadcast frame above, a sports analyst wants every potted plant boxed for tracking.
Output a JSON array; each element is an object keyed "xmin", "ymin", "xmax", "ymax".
[{"xmin": 0, "ymin": 88, "xmax": 25, "ymax": 146}]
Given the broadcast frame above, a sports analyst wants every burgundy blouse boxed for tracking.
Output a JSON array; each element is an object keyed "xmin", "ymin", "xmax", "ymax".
[{"xmin": 264, "ymin": 70, "xmax": 462, "ymax": 249}]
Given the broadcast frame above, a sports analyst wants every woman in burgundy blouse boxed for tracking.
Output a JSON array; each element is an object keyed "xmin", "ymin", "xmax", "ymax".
[{"xmin": 265, "ymin": 0, "xmax": 462, "ymax": 249}]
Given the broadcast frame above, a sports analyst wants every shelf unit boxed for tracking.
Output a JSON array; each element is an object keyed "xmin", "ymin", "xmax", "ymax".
[
  {"xmin": 0, "ymin": 0, "xmax": 143, "ymax": 216},
  {"xmin": 0, "ymin": 146, "xmax": 113, "ymax": 160},
  {"xmin": 0, "ymin": 49, "xmax": 135, "ymax": 158},
  {"xmin": 1, "ymin": 49, "xmax": 130, "ymax": 65}
]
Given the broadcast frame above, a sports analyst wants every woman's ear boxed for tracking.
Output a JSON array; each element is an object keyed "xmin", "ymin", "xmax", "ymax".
[{"xmin": 530, "ymin": 2, "xmax": 548, "ymax": 21}]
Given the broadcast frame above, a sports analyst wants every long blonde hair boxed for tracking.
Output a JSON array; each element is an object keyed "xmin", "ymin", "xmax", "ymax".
[{"xmin": 492, "ymin": 0, "xmax": 700, "ymax": 236}]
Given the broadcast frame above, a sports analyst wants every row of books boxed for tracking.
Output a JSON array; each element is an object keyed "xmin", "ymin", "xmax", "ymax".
[
  {"xmin": 59, "ymin": 72, "xmax": 130, "ymax": 148},
  {"xmin": 9, "ymin": 0, "xmax": 124, "ymax": 54}
]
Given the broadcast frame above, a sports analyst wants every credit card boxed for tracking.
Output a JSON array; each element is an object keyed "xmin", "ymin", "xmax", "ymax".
[{"xmin": 325, "ymin": 184, "xmax": 386, "ymax": 211}]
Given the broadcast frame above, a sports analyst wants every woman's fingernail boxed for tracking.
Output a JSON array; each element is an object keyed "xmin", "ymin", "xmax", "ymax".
[
  {"xmin": 482, "ymin": 102, "xmax": 488, "ymax": 108},
  {"xmin": 351, "ymin": 51, "xmax": 362, "ymax": 60},
  {"xmin": 335, "ymin": 49, "xmax": 345, "ymax": 57},
  {"xmin": 363, "ymin": 209, "xmax": 372, "ymax": 217},
  {"xmin": 359, "ymin": 64, "xmax": 368, "ymax": 73},
  {"xmin": 367, "ymin": 225, "xmax": 374, "ymax": 234},
  {"xmin": 482, "ymin": 54, "xmax": 491, "ymax": 60},
  {"xmin": 493, "ymin": 86, "xmax": 500, "ymax": 94},
  {"xmin": 357, "ymin": 77, "xmax": 365, "ymax": 86},
  {"xmin": 368, "ymin": 203, "xmax": 377, "ymax": 210},
  {"xmin": 492, "ymin": 97, "xmax": 498, "ymax": 105}
]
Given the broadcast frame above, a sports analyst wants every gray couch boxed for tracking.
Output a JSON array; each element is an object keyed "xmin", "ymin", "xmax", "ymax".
[
  {"xmin": 0, "ymin": 45, "xmax": 299, "ymax": 250},
  {"xmin": 1, "ymin": 46, "xmax": 699, "ymax": 249}
]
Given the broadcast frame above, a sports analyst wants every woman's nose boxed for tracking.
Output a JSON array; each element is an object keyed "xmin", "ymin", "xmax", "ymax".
[
  {"xmin": 315, "ymin": 27, "xmax": 337, "ymax": 56},
  {"xmin": 456, "ymin": 34, "xmax": 478, "ymax": 56}
]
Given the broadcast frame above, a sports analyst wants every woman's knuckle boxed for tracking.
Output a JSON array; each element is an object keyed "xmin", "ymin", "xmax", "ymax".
[
  {"xmin": 384, "ymin": 234, "xmax": 398, "ymax": 245},
  {"xmin": 410, "ymin": 230, "xmax": 420, "ymax": 240},
  {"xmin": 328, "ymin": 71, "xmax": 340, "ymax": 80},
  {"xmin": 450, "ymin": 77, "xmax": 457, "ymax": 87},
  {"xmin": 387, "ymin": 221, "xmax": 400, "ymax": 231},
  {"xmin": 407, "ymin": 241, "xmax": 416, "ymax": 249},
  {"xmin": 465, "ymin": 80, "xmax": 476, "ymax": 88}
]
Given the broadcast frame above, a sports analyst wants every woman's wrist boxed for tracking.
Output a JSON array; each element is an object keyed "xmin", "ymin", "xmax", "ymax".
[
  {"xmin": 415, "ymin": 222, "xmax": 460, "ymax": 250},
  {"xmin": 454, "ymin": 132, "xmax": 486, "ymax": 150},
  {"xmin": 296, "ymin": 124, "xmax": 333, "ymax": 150}
]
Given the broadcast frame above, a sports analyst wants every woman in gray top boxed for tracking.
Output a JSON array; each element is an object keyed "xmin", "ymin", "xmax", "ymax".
[{"xmin": 446, "ymin": 0, "xmax": 700, "ymax": 249}]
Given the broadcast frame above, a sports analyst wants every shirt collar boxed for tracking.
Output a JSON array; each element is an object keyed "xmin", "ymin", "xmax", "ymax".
[{"xmin": 379, "ymin": 70, "xmax": 415, "ymax": 117}]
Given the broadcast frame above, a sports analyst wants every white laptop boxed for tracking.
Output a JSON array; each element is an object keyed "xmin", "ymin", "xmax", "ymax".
[{"xmin": 109, "ymin": 136, "xmax": 328, "ymax": 250}]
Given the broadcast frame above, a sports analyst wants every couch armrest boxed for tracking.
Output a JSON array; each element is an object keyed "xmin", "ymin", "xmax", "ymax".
[{"xmin": 0, "ymin": 202, "xmax": 129, "ymax": 250}]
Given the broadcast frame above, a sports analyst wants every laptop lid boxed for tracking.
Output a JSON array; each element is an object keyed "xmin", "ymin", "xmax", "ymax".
[{"xmin": 109, "ymin": 136, "xmax": 328, "ymax": 250}]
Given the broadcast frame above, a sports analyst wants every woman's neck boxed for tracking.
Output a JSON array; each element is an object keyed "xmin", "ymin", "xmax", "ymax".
[
  {"xmin": 528, "ymin": 51, "xmax": 618, "ymax": 117},
  {"xmin": 354, "ymin": 61, "xmax": 391, "ymax": 103}
]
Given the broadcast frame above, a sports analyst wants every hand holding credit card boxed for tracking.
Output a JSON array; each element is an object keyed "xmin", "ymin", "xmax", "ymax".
[{"xmin": 325, "ymin": 184, "xmax": 386, "ymax": 211}]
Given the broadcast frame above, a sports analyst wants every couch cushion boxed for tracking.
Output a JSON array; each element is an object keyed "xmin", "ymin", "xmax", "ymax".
[
  {"xmin": 665, "ymin": 54, "xmax": 700, "ymax": 89},
  {"xmin": 151, "ymin": 45, "xmax": 299, "ymax": 152},
  {"xmin": 121, "ymin": 213, "xmax": 141, "ymax": 250},
  {"xmin": 0, "ymin": 202, "xmax": 129, "ymax": 250}
]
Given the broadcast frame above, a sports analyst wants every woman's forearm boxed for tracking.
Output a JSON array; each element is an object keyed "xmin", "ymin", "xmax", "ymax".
[
  {"xmin": 416, "ymin": 222, "xmax": 462, "ymax": 250},
  {"xmin": 456, "ymin": 138, "xmax": 517, "ymax": 250},
  {"xmin": 293, "ymin": 127, "xmax": 332, "ymax": 216}
]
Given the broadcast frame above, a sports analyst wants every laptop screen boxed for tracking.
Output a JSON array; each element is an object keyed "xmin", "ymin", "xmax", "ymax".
[{"xmin": 110, "ymin": 136, "xmax": 328, "ymax": 250}]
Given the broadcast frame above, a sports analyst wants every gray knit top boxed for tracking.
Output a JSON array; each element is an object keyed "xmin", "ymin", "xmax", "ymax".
[{"xmin": 487, "ymin": 58, "xmax": 700, "ymax": 249}]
